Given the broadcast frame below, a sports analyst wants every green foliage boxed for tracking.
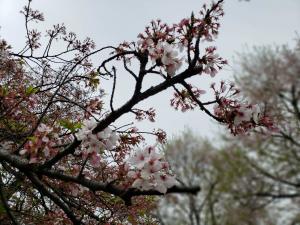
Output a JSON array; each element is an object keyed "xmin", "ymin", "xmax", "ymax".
[
  {"xmin": 59, "ymin": 119, "xmax": 82, "ymax": 133},
  {"xmin": 89, "ymin": 71, "xmax": 100, "ymax": 90},
  {"xmin": 27, "ymin": 136, "xmax": 37, "ymax": 142},
  {"xmin": 0, "ymin": 85, "xmax": 8, "ymax": 97},
  {"xmin": 25, "ymin": 85, "xmax": 39, "ymax": 96},
  {"xmin": 0, "ymin": 203, "xmax": 6, "ymax": 215}
]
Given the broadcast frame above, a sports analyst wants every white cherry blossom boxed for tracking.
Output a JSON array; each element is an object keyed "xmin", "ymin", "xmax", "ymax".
[
  {"xmin": 154, "ymin": 174, "xmax": 177, "ymax": 193},
  {"xmin": 76, "ymin": 118, "xmax": 97, "ymax": 141},
  {"xmin": 37, "ymin": 123, "xmax": 53, "ymax": 133},
  {"xmin": 97, "ymin": 127, "xmax": 112, "ymax": 139},
  {"xmin": 161, "ymin": 43, "xmax": 183, "ymax": 76},
  {"xmin": 128, "ymin": 148, "xmax": 148, "ymax": 169},
  {"xmin": 233, "ymin": 105, "xmax": 253, "ymax": 126},
  {"xmin": 161, "ymin": 43, "xmax": 179, "ymax": 65},
  {"xmin": 132, "ymin": 178, "xmax": 153, "ymax": 191},
  {"xmin": 127, "ymin": 145, "xmax": 176, "ymax": 193},
  {"xmin": 76, "ymin": 118, "xmax": 119, "ymax": 154},
  {"xmin": 234, "ymin": 104, "xmax": 262, "ymax": 126},
  {"xmin": 252, "ymin": 104, "xmax": 262, "ymax": 123}
]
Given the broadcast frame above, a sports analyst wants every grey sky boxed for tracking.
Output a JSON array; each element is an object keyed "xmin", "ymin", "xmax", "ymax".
[{"xmin": 0, "ymin": 0, "xmax": 299, "ymax": 142}]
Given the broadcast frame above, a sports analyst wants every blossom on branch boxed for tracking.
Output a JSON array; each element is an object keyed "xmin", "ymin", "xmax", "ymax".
[
  {"xmin": 211, "ymin": 82, "xmax": 276, "ymax": 135},
  {"xmin": 127, "ymin": 146, "xmax": 177, "ymax": 193},
  {"xmin": 76, "ymin": 118, "xmax": 119, "ymax": 154},
  {"xmin": 161, "ymin": 43, "xmax": 183, "ymax": 76}
]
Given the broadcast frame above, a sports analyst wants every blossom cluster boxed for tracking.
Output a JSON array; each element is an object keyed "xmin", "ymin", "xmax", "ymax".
[
  {"xmin": 134, "ymin": 22, "xmax": 184, "ymax": 76},
  {"xmin": 115, "ymin": 3, "xmax": 227, "ymax": 78},
  {"xmin": 211, "ymin": 82, "xmax": 276, "ymax": 135},
  {"xmin": 76, "ymin": 118, "xmax": 119, "ymax": 154},
  {"xmin": 170, "ymin": 84, "xmax": 206, "ymax": 112},
  {"xmin": 203, "ymin": 46, "xmax": 227, "ymax": 77},
  {"xmin": 127, "ymin": 146, "xmax": 177, "ymax": 193},
  {"xmin": 174, "ymin": 2, "xmax": 224, "ymax": 43},
  {"xmin": 21, "ymin": 123, "xmax": 59, "ymax": 163},
  {"xmin": 147, "ymin": 41, "xmax": 183, "ymax": 76},
  {"xmin": 116, "ymin": 19, "xmax": 184, "ymax": 76},
  {"xmin": 131, "ymin": 107, "xmax": 156, "ymax": 122}
]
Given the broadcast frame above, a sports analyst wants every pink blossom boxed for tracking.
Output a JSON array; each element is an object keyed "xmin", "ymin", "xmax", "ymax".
[
  {"xmin": 154, "ymin": 174, "xmax": 177, "ymax": 193},
  {"xmin": 129, "ymin": 149, "xmax": 148, "ymax": 169},
  {"xmin": 127, "ymin": 146, "xmax": 176, "ymax": 193},
  {"xmin": 37, "ymin": 123, "xmax": 52, "ymax": 133}
]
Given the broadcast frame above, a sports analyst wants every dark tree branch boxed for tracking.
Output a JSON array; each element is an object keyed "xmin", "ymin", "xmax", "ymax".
[
  {"xmin": 181, "ymin": 80, "xmax": 224, "ymax": 122},
  {"xmin": 25, "ymin": 172, "xmax": 82, "ymax": 225},
  {"xmin": 254, "ymin": 192, "xmax": 300, "ymax": 199},
  {"xmin": 110, "ymin": 66, "xmax": 117, "ymax": 112},
  {"xmin": 0, "ymin": 148, "xmax": 201, "ymax": 207},
  {"xmin": 0, "ymin": 175, "xmax": 21, "ymax": 225}
]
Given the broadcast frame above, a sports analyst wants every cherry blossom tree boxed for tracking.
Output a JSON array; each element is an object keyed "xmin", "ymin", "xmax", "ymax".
[{"xmin": 0, "ymin": 0, "xmax": 273, "ymax": 224}]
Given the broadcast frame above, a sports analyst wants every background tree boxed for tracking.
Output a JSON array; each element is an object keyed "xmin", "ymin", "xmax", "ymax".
[
  {"xmin": 227, "ymin": 38, "xmax": 300, "ymax": 224},
  {"xmin": 155, "ymin": 129, "xmax": 277, "ymax": 225}
]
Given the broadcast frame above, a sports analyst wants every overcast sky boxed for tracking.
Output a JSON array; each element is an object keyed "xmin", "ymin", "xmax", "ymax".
[{"xmin": 0, "ymin": 0, "xmax": 299, "ymax": 143}]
